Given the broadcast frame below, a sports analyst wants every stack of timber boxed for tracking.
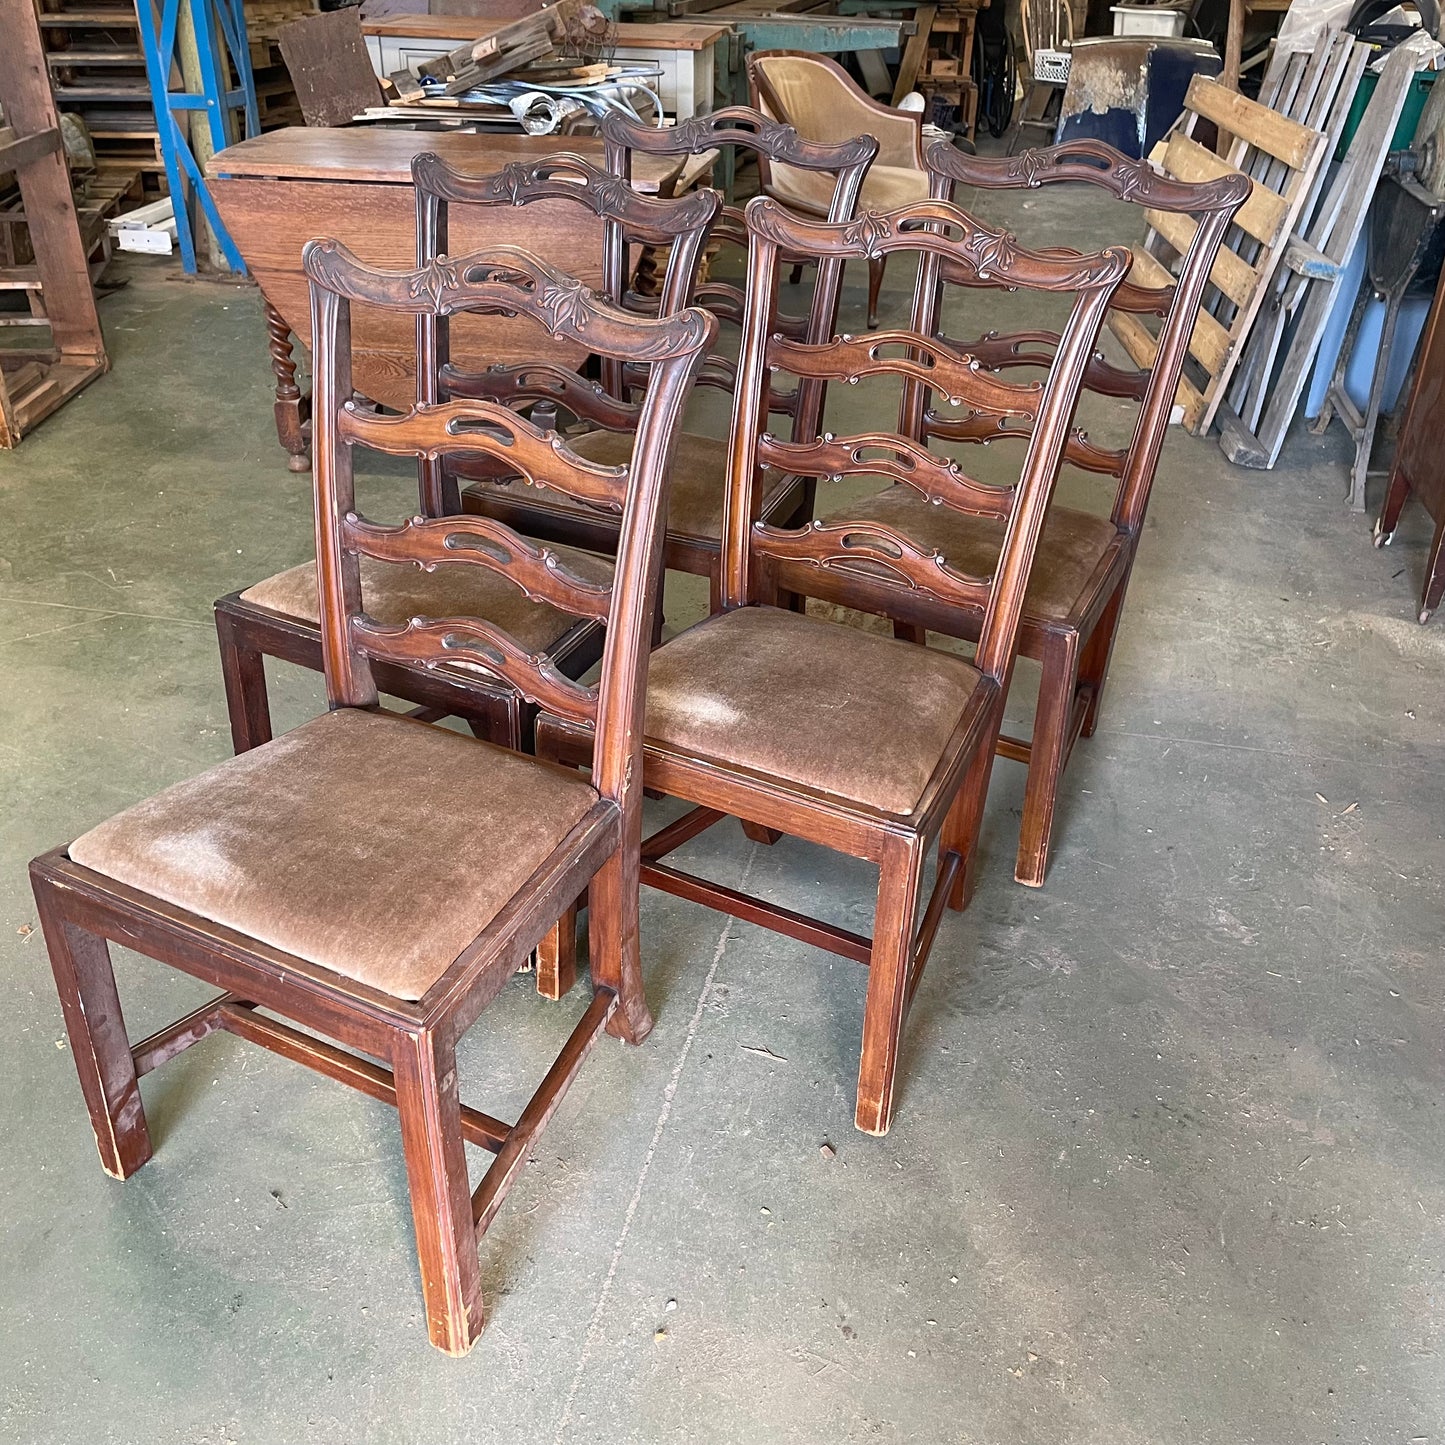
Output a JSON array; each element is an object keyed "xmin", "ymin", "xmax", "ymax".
[
  {"xmin": 34, "ymin": 0, "xmax": 160, "ymax": 173},
  {"xmin": 1218, "ymin": 37, "xmax": 1420, "ymax": 469}
]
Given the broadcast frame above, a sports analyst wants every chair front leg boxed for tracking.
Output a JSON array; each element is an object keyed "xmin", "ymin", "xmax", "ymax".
[
  {"xmin": 1075, "ymin": 577, "xmax": 1129, "ymax": 740},
  {"xmin": 392, "ymin": 1026, "xmax": 486, "ymax": 1356},
  {"xmin": 1015, "ymin": 634, "xmax": 1080, "ymax": 889},
  {"xmin": 855, "ymin": 834, "xmax": 926, "ymax": 1136},
  {"xmin": 263, "ymin": 298, "xmax": 311, "ymax": 475},
  {"xmin": 215, "ymin": 609, "xmax": 274, "ymax": 754},
  {"xmin": 33, "ymin": 882, "xmax": 152, "ymax": 1180},
  {"xmin": 587, "ymin": 848, "xmax": 654, "ymax": 1046}
]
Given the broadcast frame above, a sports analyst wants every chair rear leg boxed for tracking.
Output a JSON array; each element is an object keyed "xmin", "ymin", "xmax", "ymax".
[
  {"xmin": 1015, "ymin": 637, "xmax": 1078, "ymax": 889},
  {"xmin": 215, "ymin": 610, "xmax": 273, "ymax": 754},
  {"xmin": 587, "ymin": 848, "xmax": 654, "ymax": 1045},
  {"xmin": 1077, "ymin": 583, "xmax": 1126, "ymax": 739},
  {"xmin": 32, "ymin": 881, "xmax": 152, "ymax": 1179},
  {"xmin": 939, "ymin": 712, "xmax": 1002, "ymax": 913},
  {"xmin": 392, "ymin": 1027, "xmax": 486, "ymax": 1356},
  {"xmin": 866, "ymin": 255, "xmax": 886, "ymax": 330},
  {"xmin": 855, "ymin": 835, "xmax": 926, "ymax": 1136}
]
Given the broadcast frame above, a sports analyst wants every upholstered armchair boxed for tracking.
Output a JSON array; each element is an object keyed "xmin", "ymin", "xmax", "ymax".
[{"xmin": 747, "ymin": 50, "xmax": 929, "ymax": 327}]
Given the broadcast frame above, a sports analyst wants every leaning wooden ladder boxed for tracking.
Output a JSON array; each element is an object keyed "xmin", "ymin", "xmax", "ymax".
[
  {"xmin": 0, "ymin": 0, "xmax": 109, "ymax": 448},
  {"xmin": 1108, "ymin": 72, "xmax": 1329, "ymax": 435}
]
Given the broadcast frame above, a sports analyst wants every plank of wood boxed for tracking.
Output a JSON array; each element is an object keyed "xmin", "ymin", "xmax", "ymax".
[
  {"xmin": 361, "ymin": 15, "xmax": 733, "ymax": 49},
  {"xmin": 892, "ymin": 4, "xmax": 938, "ymax": 105},
  {"xmin": 1146, "ymin": 208, "xmax": 1258, "ymax": 308},
  {"xmin": 1184, "ymin": 75, "xmax": 1320, "ymax": 170},
  {"xmin": 0, "ymin": 125, "xmax": 62, "ymax": 174},
  {"xmin": 1126, "ymin": 246, "xmax": 1177, "ymax": 291},
  {"xmin": 277, "ymin": 9, "xmax": 383, "ymax": 127},
  {"xmin": 1159, "ymin": 133, "xmax": 1285, "ymax": 246}
]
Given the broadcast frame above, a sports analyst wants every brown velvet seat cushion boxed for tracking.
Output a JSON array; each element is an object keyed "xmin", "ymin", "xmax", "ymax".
[
  {"xmin": 644, "ymin": 604, "xmax": 990, "ymax": 816},
  {"xmin": 464, "ymin": 430, "xmax": 797, "ymax": 547},
  {"xmin": 240, "ymin": 547, "xmax": 612, "ymax": 654},
  {"xmin": 821, "ymin": 487, "xmax": 1126, "ymax": 625},
  {"xmin": 67, "ymin": 708, "xmax": 600, "ymax": 1001}
]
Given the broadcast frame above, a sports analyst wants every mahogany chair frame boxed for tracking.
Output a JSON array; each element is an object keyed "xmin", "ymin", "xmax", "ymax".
[
  {"xmin": 458, "ymin": 107, "xmax": 880, "ymax": 613},
  {"xmin": 538, "ymin": 196, "xmax": 1129, "ymax": 1135},
  {"xmin": 33, "ymin": 242, "xmax": 713, "ymax": 1356},
  {"xmin": 213, "ymin": 153, "xmax": 720, "ymax": 756},
  {"xmin": 830, "ymin": 139, "xmax": 1249, "ymax": 888},
  {"xmin": 746, "ymin": 49, "xmax": 929, "ymax": 329}
]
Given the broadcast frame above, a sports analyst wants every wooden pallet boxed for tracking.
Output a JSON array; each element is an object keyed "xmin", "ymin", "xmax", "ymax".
[
  {"xmin": 1109, "ymin": 73, "xmax": 1329, "ymax": 435},
  {"xmin": 0, "ymin": 0, "xmax": 109, "ymax": 447}
]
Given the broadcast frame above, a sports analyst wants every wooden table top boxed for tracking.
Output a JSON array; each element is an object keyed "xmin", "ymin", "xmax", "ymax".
[
  {"xmin": 360, "ymin": 15, "xmax": 732, "ymax": 49},
  {"xmin": 207, "ymin": 127, "xmax": 682, "ymax": 191}
]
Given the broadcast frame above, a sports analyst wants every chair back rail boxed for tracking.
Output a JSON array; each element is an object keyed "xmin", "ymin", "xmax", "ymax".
[
  {"xmin": 305, "ymin": 237, "xmax": 715, "ymax": 803},
  {"xmin": 408, "ymin": 149, "xmax": 721, "ymax": 513},
  {"xmin": 920, "ymin": 140, "xmax": 1250, "ymax": 528},
  {"xmin": 728, "ymin": 196, "xmax": 1129, "ymax": 682},
  {"xmin": 601, "ymin": 107, "xmax": 877, "ymax": 440}
]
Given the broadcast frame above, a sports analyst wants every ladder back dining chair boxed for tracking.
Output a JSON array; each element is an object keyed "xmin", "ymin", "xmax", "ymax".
[
  {"xmin": 538, "ymin": 195, "xmax": 1129, "ymax": 1136},
  {"xmin": 32, "ymin": 240, "xmax": 713, "ymax": 1356},
  {"xmin": 810, "ymin": 138, "xmax": 1248, "ymax": 889},
  {"xmin": 214, "ymin": 152, "xmax": 721, "ymax": 756},
  {"xmin": 458, "ymin": 107, "xmax": 880, "ymax": 613}
]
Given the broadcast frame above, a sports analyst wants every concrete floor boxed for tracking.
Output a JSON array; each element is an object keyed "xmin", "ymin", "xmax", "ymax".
[{"xmin": 1, "ymin": 185, "xmax": 1444, "ymax": 1445}]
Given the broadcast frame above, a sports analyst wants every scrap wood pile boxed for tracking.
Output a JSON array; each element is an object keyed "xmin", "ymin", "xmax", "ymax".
[
  {"xmin": 1125, "ymin": 28, "xmax": 1439, "ymax": 470},
  {"xmin": 278, "ymin": 0, "xmax": 661, "ymax": 134}
]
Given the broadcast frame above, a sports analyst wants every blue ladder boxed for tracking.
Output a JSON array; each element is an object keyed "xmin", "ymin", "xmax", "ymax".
[{"xmin": 134, "ymin": 0, "xmax": 259, "ymax": 274}]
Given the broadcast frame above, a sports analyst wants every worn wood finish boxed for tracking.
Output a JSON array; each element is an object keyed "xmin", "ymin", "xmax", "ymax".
[
  {"xmin": 35, "ymin": 251, "xmax": 712, "ymax": 1354},
  {"xmin": 458, "ymin": 106, "xmax": 879, "ymax": 610},
  {"xmin": 824, "ymin": 139, "xmax": 1245, "ymax": 890},
  {"xmin": 214, "ymin": 161, "xmax": 718, "ymax": 757},
  {"xmin": 538, "ymin": 195, "xmax": 1127, "ymax": 1134}
]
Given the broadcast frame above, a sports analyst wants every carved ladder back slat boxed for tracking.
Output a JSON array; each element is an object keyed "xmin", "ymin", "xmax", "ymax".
[
  {"xmin": 601, "ymin": 108, "xmax": 878, "ymax": 435},
  {"xmin": 410, "ymin": 149, "xmax": 721, "ymax": 487},
  {"xmin": 306, "ymin": 238, "xmax": 715, "ymax": 771},
  {"xmin": 729, "ymin": 196, "xmax": 1130, "ymax": 681},
  {"xmin": 921, "ymin": 140, "xmax": 1250, "ymax": 526}
]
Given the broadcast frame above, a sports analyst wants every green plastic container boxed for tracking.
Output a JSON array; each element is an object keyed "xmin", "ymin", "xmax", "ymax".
[{"xmin": 1334, "ymin": 68, "xmax": 1438, "ymax": 163}]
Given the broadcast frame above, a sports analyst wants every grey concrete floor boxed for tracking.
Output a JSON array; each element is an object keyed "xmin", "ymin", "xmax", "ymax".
[{"xmin": 1, "ymin": 185, "xmax": 1444, "ymax": 1445}]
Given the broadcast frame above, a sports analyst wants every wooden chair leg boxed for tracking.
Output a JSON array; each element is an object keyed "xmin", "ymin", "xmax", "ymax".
[
  {"xmin": 32, "ymin": 884, "xmax": 152, "ymax": 1180},
  {"xmin": 1076, "ymin": 583, "xmax": 1126, "ymax": 740},
  {"xmin": 536, "ymin": 899, "xmax": 579, "ymax": 1000},
  {"xmin": 1015, "ymin": 637, "xmax": 1079, "ymax": 889},
  {"xmin": 893, "ymin": 619, "xmax": 928, "ymax": 645},
  {"xmin": 741, "ymin": 820, "xmax": 782, "ymax": 845},
  {"xmin": 587, "ymin": 848, "xmax": 654, "ymax": 1046},
  {"xmin": 1375, "ymin": 466, "xmax": 1411, "ymax": 543},
  {"xmin": 866, "ymin": 255, "xmax": 886, "ymax": 330},
  {"xmin": 855, "ymin": 835, "xmax": 926, "ymax": 1136},
  {"xmin": 1421, "ymin": 510, "xmax": 1445, "ymax": 622},
  {"xmin": 789, "ymin": 262, "xmax": 805, "ymax": 285},
  {"xmin": 392, "ymin": 1027, "xmax": 486, "ymax": 1356},
  {"xmin": 263, "ymin": 298, "xmax": 311, "ymax": 475},
  {"xmin": 215, "ymin": 611, "xmax": 273, "ymax": 753},
  {"xmin": 938, "ymin": 714, "xmax": 1001, "ymax": 913}
]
